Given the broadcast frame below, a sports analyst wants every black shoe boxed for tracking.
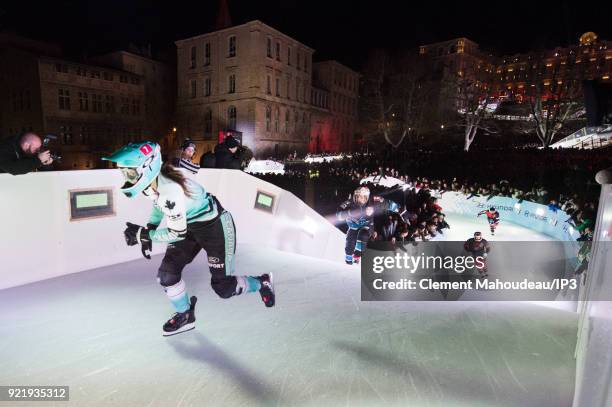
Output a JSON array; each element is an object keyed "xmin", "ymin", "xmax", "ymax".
[
  {"xmin": 258, "ymin": 273, "xmax": 275, "ymax": 308},
  {"xmin": 163, "ymin": 296, "xmax": 197, "ymax": 337}
]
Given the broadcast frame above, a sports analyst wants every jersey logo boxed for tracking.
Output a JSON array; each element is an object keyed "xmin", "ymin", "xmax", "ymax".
[
  {"xmin": 140, "ymin": 144, "xmax": 153, "ymax": 155},
  {"xmin": 165, "ymin": 200, "xmax": 176, "ymax": 210}
]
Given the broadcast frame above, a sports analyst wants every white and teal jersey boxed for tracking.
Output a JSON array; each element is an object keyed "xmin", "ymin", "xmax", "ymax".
[{"xmin": 147, "ymin": 174, "xmax": 221, "ymax": 243}]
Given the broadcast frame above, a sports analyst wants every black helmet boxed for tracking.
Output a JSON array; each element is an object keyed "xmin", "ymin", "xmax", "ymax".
[
  {"xmin": 474, "ymin": 231, "xmax": 482, "ymax": 237},
  {"xmin": 489, "ymin": 207, "xmax": 496, "ymax": 212}
]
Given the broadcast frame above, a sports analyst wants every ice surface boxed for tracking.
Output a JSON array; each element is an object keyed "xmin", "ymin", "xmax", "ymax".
[{"xmin": 0, "ymin": 213, "xmax": 577, "ymax": 406}]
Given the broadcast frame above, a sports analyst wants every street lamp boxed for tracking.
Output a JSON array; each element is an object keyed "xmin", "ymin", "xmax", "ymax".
[{"xmin": 440, "ymin": 124, "xmax": 445, "ymax": 130}]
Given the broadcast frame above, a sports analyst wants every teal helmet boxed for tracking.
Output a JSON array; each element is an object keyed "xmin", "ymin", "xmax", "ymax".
[{"xmin": 102, "ymin": 142, "xmax": 162, "ymax": 198}]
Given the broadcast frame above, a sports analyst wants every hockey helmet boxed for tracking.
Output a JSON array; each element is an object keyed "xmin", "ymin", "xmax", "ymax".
[{"xmin": 102, "ymin": 141, "xmax": 162, "ymax": 198}]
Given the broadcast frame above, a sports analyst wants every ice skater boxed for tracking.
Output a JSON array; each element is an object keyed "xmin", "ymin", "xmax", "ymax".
[
  {"xmin": 337, "ymin": 186, "xmax": 399, "ymax": 265},
  {"xmin": 103, "ymin": 142, "xmax": 275, "ymax": 336},
  {"xmin": 478, "ymin": 207, "xmax": 499, "ymax": 235},
  {"xmin": 464, "ymin": 232, "xmax": 491, "ymax": 279}
]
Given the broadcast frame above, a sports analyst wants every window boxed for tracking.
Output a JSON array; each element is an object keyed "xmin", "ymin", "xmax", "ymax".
[
  {"xmin": 274, "ymin": 107, "xmax": 280, "ymax": 132},
  {"xmin": 204, "ymin": 109, "xmax": 212, "ymax": 136},
  {"xmin": 228, "ymin": 74, "xmax": 236, "ymax": 94},
  {"xmin": 303, "ymin": 81, "xmax": 307, "ymax": 102},
  {"xmin": 302, "ymin": 111, "xmax": 306, "ymax": 124},
  {"xmin": 121, "ymin": 97, "xmax": 129, "ymax": 114},
  {"xmin": 304, "ymin": 55, "xmax": 308, "ymax": 73},
  {"xmin": 190, "ymin": 79, "xmax": 197, "ymax": 98},
  {"xmin": 287, "ymin": 47, "xmax": 292, "ymax": 65},
  {"xmin": 92, "ymin": 94, "xmax": 103, "ymax": 113},
  {"xmin": 228, "ymin": 36, "xmax": 236, "ymax": 57},
  {"xmin": 78, "ymin": 92, "xmax": 89, "ymax": 111},
  {"xmin": 276, "ymin": 42, "xmax": 281, "ymax": 61},
  {"xmin": 58, "ymin": 89, "xmax": 71, "ymax": 110},
  {"xmin": 266, "ymin": 106, "xmax": 271, "ymax": 131},
  {"xmin": 105, "ymin": 95, "xmax": 114, "ymax": 113},
  {"xmin": 90, "ymin": 70, "xmax": 100, "ymax": 79},
  {"xmin": 60, "ymin": 125, "xmax": 73, "ymax": 145},
  {"xmin": 267, "ymin": 38, "xmax": 272, "ymax": 58},
  {"xmin": 120, "ymin": 75, "xmax": 128, "ymax": 83},
  {"xmin": 227, "ymin": 106, "xmax": 237, "ymax": 129},
  {"xmin": 296, "ymin": 78, "xmax": 300, "ymax": 100},
  {"xmin": 132, "ymin": 98, "xmax": 140, "ymax": 115},
  {"xmin": 275, "ymin": 78, "xmax": 280, "ymax": 97},
  {"xmin": 297, "ymin": 51, "xmax": 301, "ymax": 70},
  {"xmin": 205, "ymin": 77, "xmax": 211, "ymax": 96},
  {"xmin": 294, "ymin": 110, "xmax": 298, "ymax": 130},
  {"xmin": 76, "ymin": 67, "xmax": 87, "ymax": 76},
  {"xmin": 205, "ymin": 42, "xmax": 211, "ymax": 65},
  {"xmin": 286, "ymin": 77, "xmax": 291, "ymax": 99},
  {"xmin": 103, "ymin": 72, "xmax": 114, "ymax": 81},
  {"xmin": 131, "ymin": 77, "xmax": 140, "ymax": 85},
  {"xmin": 55, "ymin": 63, "xmax": 68, "ymax": 73},
  {"xmin": 285, "ymin": 110, "xmax": 290, "ymax": 133},
  {"xmin": 190, "ymin": 46, "xmax": 196, "ymax": 68},
  {"xmin": 266, "ymin": 75, "xmax": 271, "ymax": 94}
]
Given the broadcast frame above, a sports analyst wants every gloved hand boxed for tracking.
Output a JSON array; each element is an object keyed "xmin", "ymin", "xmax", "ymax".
[
  {"xmin": 125, "ymin": 222, "xmax": 153, "ymax": 259},
  {"xmin": 124, "ymin": 222, "xmax": 152, "ymax": 246}
]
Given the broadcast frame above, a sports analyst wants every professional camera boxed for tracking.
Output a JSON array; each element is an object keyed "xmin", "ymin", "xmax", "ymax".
[{"xmin": 42, "ymin": 134, "xmax": 62, "ymax": 162}]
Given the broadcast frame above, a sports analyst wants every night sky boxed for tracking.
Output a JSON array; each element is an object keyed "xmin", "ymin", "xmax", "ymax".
[{"xmin": 1, "ymin": 0, "xmax": 611, "ymax": 69}]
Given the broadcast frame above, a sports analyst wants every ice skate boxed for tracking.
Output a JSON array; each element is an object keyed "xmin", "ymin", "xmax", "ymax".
[
  {"xmin": 258, "ymin": 273, "xmax": 275, "ymax": 308},
  {"xmin": 163, "ymin": 296, "xmax": 197, "ymax": 337}
]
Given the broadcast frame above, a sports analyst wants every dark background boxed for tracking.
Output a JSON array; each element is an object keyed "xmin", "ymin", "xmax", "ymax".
[{"xmin": 1, "ymin": 1, "xmax": 611, "ymax": 68}]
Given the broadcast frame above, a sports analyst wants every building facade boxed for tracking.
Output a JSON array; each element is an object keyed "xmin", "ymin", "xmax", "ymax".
[
  {"xmin": 419, "ymin": 32, "xmax": 611, "ymax": 106},
  {"xmin": 91, "ymin": 49, "xmax": 175, "ymax": 142},
  {"xmin": 310, "ymin": 61, "xmax": 360, "ymax": 153},
  {"xmin": 0, "ymin": 36, "xmax": 147, "ymax": 170},
  {"xmin": 175, "ymin": 20, "xmax": 314, "ymax": 159}
]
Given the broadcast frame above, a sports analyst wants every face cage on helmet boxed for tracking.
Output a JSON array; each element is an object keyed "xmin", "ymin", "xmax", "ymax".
[{"xmin": 119, "ymin": 167, "xmax": 142, "ymax": 185}]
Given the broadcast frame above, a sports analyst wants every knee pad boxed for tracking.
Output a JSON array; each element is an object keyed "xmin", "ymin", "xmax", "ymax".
[
  {"xmin": 211, "ymin": 276, "xmax": 237, "ymax": 299},
  {"xmin": 157, "ymin": 269, "xmax": 181, "ymax": 287}
]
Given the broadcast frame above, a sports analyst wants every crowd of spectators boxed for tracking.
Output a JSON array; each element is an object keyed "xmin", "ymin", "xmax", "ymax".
[{"xmin": 254, "ymin": 146, "xmax": 611, "ymax": 242}]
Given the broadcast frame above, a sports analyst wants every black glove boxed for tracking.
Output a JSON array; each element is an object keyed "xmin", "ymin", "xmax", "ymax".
[
  {"xmin": 124, "ymin": 222, "xmax": 153, "ymax": 259},
  {"xmin": 124, "ymin": 222, "xmax": 149, "ymax": 245}
]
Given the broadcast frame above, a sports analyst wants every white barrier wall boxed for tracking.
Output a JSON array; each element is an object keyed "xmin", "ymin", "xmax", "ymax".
[
  {"xmin": 0, "ymin": 170, "xmax": 345, "ymax": 290},
  {"xmin": 572, "ymin": 180, "xmax": 612, "ymax": 407}
]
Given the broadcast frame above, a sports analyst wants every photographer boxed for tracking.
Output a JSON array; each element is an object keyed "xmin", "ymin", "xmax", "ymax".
[{"xmin": 0, "ymin": 132, "xmax": 54, "ymax": 175}]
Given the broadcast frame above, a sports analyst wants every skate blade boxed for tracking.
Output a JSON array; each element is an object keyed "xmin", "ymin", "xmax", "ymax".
[{"xmin": 163, "ymin": 322, "xmax": 195, "ymax": 337}]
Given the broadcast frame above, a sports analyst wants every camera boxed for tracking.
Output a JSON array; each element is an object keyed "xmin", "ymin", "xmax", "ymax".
[{"xmin": 42, "ymin": 134, "xmax": 62, "ymax": 162}]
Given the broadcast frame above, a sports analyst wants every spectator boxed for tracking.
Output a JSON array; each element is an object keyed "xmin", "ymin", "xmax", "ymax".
[
  {"xmin": 172, "ymin": 139, "xmax": 200, "ymax": 174},
  {"xmin": 214, "ymin": 136, "xmax": 242, "ymax": 169}
]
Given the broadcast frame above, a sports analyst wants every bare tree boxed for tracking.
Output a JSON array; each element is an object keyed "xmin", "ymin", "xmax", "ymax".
[
  {"xmin": 360, "ymin": 50, "xmax": 436, "ymax": 149},
  {"xmin": 444, "ymin": 65, "xmax": 497, "ymax": 151}
]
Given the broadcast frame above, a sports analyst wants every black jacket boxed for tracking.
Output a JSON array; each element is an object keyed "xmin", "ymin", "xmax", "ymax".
[
  {"xmin": 214, "ymin": 143, "xmax": 241, "ymax": 169},
  {"xmin": 0, "ymin": 136, "xmax": 42, "ymax": 175}
]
